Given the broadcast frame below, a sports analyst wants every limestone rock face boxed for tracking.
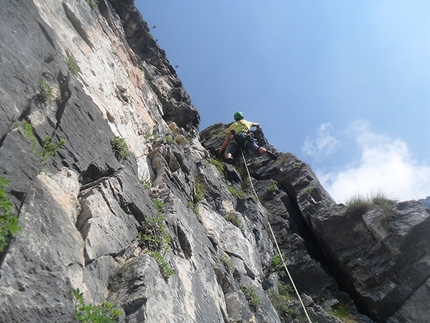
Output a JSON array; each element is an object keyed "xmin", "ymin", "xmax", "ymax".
[
  {"xmin": 0, "ymin": 1, "xmax": 428, "ymax": 323},
  {"xmin": 311, "ymin": 201, "xmax": 430, "ymax": 322}
]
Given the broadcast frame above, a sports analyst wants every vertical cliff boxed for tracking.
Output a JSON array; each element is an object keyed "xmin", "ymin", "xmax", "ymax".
[{"xmin": 0, "ymin": 1, "xmax": 429, "ymax": 323}]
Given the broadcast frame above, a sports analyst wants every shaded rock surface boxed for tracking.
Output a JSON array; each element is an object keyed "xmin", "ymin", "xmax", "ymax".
[{"xmin": 0, "ymin": 1, "xmax": 428, "ymax": 323}]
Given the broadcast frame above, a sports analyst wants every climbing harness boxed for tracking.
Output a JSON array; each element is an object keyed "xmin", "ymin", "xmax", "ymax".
[
  {"xmin": 231, "ymin": 129, "xmax": 252, "ymax": 149},
  {"xmin": 240, "ymin": 150, "xmax": 312, "ymax": 323}
]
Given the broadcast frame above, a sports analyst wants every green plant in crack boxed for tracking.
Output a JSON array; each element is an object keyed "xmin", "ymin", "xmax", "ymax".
[
  {"xmin": 343, "ymin": 195, "xmax": 372, "ymax": 217},
  {"xmin": 0, "ymin": 177, "xmax": 22, "ymax": 253},
  {"xmin": 343, "ymin": 191, "xmax": 396, "ymax": 219},
  {"xmin": 120, "ymin": 93, "xmax": 131, "ymax": 103},
  {"xmin": 269, "ymin": 283, "xmax": 297, "ymax": 320},
  {"xmin": 240, "ymin": 285, "xmax": 261, "ymax": 310},
  {"xmin": 22, "ymin": 122, "xmax": 66, "ymax": 166},
  {"xmin": 233, "ymin": 163, "xmax": 246, "ymax": 176},
  {"xmin": 164, "ymin": 135, "xmax": 175, "ymax": 144},
  {"xmin": 266, "ymin": 181, "xmax": 278, "ymax": 193},
  {"xmin": 137, "ymin": 214, "xmax": 174, "ymax": 279},
  {"xmin": 73, "ymin": 288, "xmax": 122, "ymax": 323},
  {"xmin": 329, "ymin": 291, "xmax": 357, "ymax": 323},
  {"xmin": 210, "ymin": 158, "xmax": 224, "ymax": 173},
  {"xmin": 151, "ymin": 198, "xmax": 165, "ymax": 213},
  {"xmin": 194, "ymin": 176, "xmax": 205, "ymax": 202},
  {"xmin": 142, "ymin": 180, "xmax": 151, "ymax": 191},
  {"xmin": 38, "ymin": 80, "xmax": 56, "ymax": 103},
  {"xmin": 225, "ymin": 211, "xmax": 244, "ymax": 231},
  {"xmin": 137, "ymin": 214, "xmax": 170, "ymax": 252},
  {"xmin": 188, "ymin": 201, "xmax": 199, "ymax": 216},
  {"xmin": 86, "ymin": 0, "xmax": 99, "ymax": 10},
  {"xmin": 227, "ymin": 184, "xmax": 246, "ymax": 199},
  {"xmin": 219, "ymin": 252, "xmax": 234, "ymax": 273},
  {"xmin": 66, "ymin": 56, "xmax": 80, "ymax": 77},
  {"xmin": 302, "ymin": 185, "xmax": 315, "ymax": 196},
  {"xmin": 111, "ymin": 136, "xmax": 130, "ymax": 161},
  {"xmin": 148, "ymin": 250, "xmax": 174, "ymax": 279},
  {"xmin": 271, "ymin": 253, "xmax": 285, "ymax": 271}
]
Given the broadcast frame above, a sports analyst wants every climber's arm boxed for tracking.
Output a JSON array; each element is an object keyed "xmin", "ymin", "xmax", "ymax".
[{"xmin": 219, "ymin": 134, "xmax": 231, "ymax": 155}]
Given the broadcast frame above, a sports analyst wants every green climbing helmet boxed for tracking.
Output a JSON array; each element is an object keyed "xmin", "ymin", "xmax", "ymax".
[{"xmin": 234, "ymin": 111, "xmax": 244, "ymax": 120}]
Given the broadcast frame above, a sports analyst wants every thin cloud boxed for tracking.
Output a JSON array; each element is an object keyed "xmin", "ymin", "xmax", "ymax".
[
  {"xmin": 302, "ymin": 123, "xmax": 340, "ymax": 159},
  {"xmin": 317, "ymin": 121, "xmax": 430, "ymax": 203}
]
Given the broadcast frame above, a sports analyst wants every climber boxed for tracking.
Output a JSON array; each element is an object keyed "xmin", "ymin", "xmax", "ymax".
[{"xmin": 218, "ymin": 111, "xmax": 277, "ymax": 163}]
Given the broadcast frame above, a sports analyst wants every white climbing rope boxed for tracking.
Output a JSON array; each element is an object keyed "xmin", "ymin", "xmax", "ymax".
[{"xmin": 240, "ymin": 150, "xmax": 312, "ymax": 323}]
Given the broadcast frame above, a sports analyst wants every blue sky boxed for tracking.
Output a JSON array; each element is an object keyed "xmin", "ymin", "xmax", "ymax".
[{"xmin": 135, "ymin": 0, "xmax": 430, "ymax": 203}]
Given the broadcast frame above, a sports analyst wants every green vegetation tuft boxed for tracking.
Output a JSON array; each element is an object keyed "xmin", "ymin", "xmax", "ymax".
[
  {"xmin": 148, "ymin": 250, "xmax": 174, "ymax": 279},
  {"xmin": 227, "ymin": 184, "xmax": 246, "ymax": 199},
  {"xmin": 137, "ymin": 214, "xmax": 173, "ymax": 279},
  {"xmin": 188, "ymin": 201, "xmax": 199, "ymax": 216},
  {"xmin": 120, "ymin": 93, "xmax": 131, "ymax": 103},
  {"xmin": 343, "ymin": 191, "xmax": 396, "ymax": 219},
  {"xmin": 23, "ymin": 122, "xmax": 66, "ymax": 166},
  {"xmin": 164, "ymin": 135, "xmax": 175, "ymax": 144},
  {"xmin": 111, "ymin": 136, "xmax": 130, "ymax": 161},
  {"xmin": 225, "ymin": 211, "xmax": 244, "ymax": 231},
  {"xmin": 271, "ymin": 253, "xmax": 285, "ymax": 270},
  {"xmin": 329, "ymin": 291, "xmax": 358, "ymax": 323},
  {"xmin": 210, "ymin": 158, "xmax": 224, "ymax": 173},
  {"xmin": 142, "ymin": 180, "xmax": 151, "ymax": 190},
  {"xmin": 266, "ymin": 181, "xmax": 278, "ymax": 193},
  {"xmin": 151, "ymin": 198, "xmax": 164, "ymax": 213},
  {"xmin": 0, "ymin": 178, "xmax": 22, "ymax": 253},
  {"xmin": 73, "ymin": 288, "xmax": 122, "ymax": 323},
  {"xmin": 219, "ymin": 252, "xmax": 234, "ymax": 273},
  {"xmin": 240, "ymin": 285, "xmax": 261, "ymax": 310},
  {"xmin": 86, "ymin": 0, "xmax": 99, "ymax": 10},
  {"xmin": 38, "ymin": 80, "xmax": 56, "ymax": 102},
  {"xmin": 137, "ymin": 214, "xmax": 170, "ymax": 253},
  {"xmin": 302, "ymin": 185, "xmax": 315, "ymax": 196},
  {"xmin": 66, "ymin": 56, "xmax": 80, "ymax": 77},
  {"xmin": 194, "ymin": 176, "xmax": 205, "ymax": 202}
]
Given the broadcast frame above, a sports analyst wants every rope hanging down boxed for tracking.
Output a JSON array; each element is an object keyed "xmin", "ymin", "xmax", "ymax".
[{"xmin": 240, "ymin": 150, "xmax": 312, "ymax": 323}]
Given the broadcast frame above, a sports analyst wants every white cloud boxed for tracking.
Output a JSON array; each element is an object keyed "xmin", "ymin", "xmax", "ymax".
[
  {"xmin": 317, "ymin": 121, "xmax": 430, "ymax": 203},
  {"xmin": 302, "ymin": 123, "xmax": 340, "ymax": 159}
]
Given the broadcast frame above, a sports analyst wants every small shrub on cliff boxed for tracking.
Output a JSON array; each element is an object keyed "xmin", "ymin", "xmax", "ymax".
[
  {"xmin": 22, "ymin": 122, "xmax": 66, "ymax": 166},
  {"xmin": 210, "ymin": 158, "xmax": 224, "ymax": 173},
  {"xmin": 151, "ymin": 198, "xmax": 164, "ymax": 213},
  {"xmin": 194, "ymin": 176, "xmax": 205, "ymax": 202},
  {"xmin": 137, "ymin": 214, "xmax": 174, "ymax": 279},
  {"xmin": 227, "ymin": 184, "xmax": 246, "ymax": 199},
  {"xmin": 266, "ymin": 181, "xmax": 278, "ymax": 193},
  {"xmin": 343, "ymin": 191, "xmax": 396, "ymax": 218},
  {"xmin": 38, "ymin": 80, "xmax": 55, "ymax": 102},
  {"xmin": 219, "ymin": 252, "xmax": 234, "ymax": 273},
  {"xmin": 66, "ymin": 56, "xmax": 80, "ymax": 77},
  {"xmin": 137, "ymin": 214, "xmax": 170, "ymax": 253},
  {"xmin": 0, "ymin": 177, "xmax": 21, "ymax": 253},
  {"xmin": 269, "ymin": 283, "xmax": 298, "ymax": 320},
  {"xmin": 343, "ymin": 195, "xmax": 372, "ymax": 217},
  {"xmin": 240, "ymin": 285, "xmax": 261, "ymax": 310},
  {"xmin": 142, "ymin": 180, "xmax": 151, "ymax": 190},
  {"xmin": 111, "ymin": 136, "xmax": 130, "ymax": 161},
  {"xmin": 86, "ymin": 0, "xmax": 99, "ymax": 10},
  {"xmin": 225, "ymin": 211, "xmax": 244, "ymax": 231},
  {"xmin": 329, "ymin": 291, "xmax": 357, "ymax": 323},
  {"xmin": 73, "ymin": 289, "xmax": 122, "ymax": 323},
  {"xmin": 271, "ymin": 253, "xmax": 285, "ymax": 271},
  {"xmin": 148, "ymin": 251, "xmax": 174, "ymax": 279}
]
